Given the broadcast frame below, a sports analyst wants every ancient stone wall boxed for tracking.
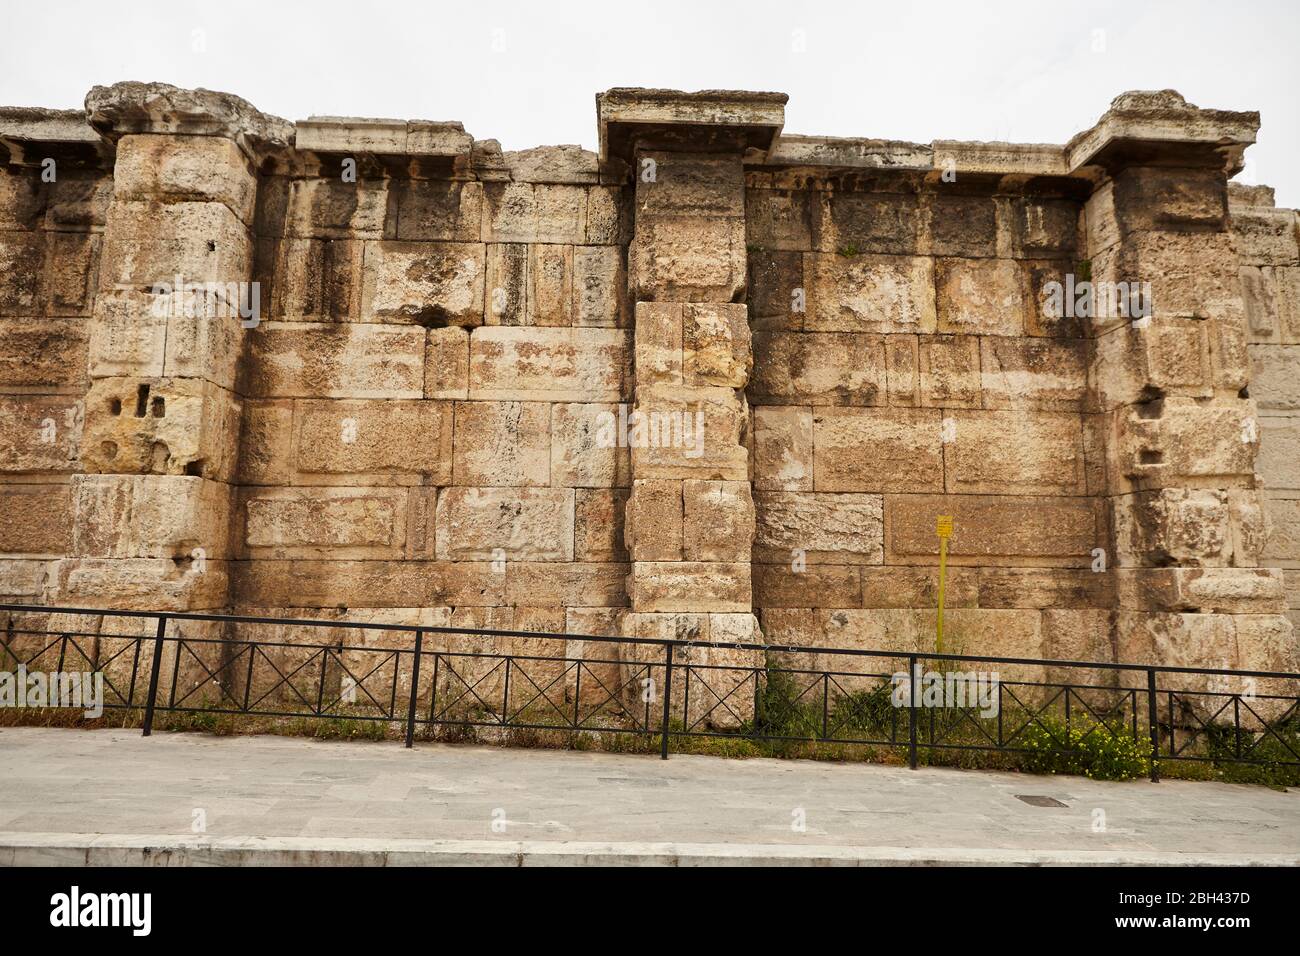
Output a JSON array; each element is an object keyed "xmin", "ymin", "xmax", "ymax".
[{"xmin": 0, "ymin": 84, "xmax": 1297, "ymax": 693}]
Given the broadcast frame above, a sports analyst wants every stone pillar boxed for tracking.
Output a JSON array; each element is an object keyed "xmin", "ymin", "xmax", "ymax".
[
  {"xmin": 61, "ymin": 83, "xmax": 289, "ymax": 612},
  {"xmin": 598, "ymin": 90, "xmax": 786, "ymax": 727},
  {"xmin": 1076, "ymin": 92, "xmax": 1297, "ymax": 695}
]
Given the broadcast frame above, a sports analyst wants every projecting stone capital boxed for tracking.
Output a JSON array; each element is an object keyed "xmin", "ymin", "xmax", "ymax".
[
  {"xmin": 1066, "ymin": 88, "xmax": 1259, "ymax": 176},
  {"xmin": 597, "ymin": 87, "xmax": 786, "ymax": 161}
]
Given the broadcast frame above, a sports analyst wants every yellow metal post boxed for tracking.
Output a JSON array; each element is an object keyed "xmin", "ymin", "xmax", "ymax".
[{"xmin": 935, "ymin": 515, "xmax": 953, "ymax": 655}]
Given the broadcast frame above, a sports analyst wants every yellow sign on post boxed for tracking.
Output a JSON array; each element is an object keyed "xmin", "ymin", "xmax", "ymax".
[{"xmin": 936, "ymin": 516, "xmax": 953, "ymax": 655}]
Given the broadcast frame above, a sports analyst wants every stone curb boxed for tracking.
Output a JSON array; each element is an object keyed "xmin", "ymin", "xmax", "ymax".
[{"xmin": 2, "ymin": 834, "xmax": 1296, "ymax": 867}]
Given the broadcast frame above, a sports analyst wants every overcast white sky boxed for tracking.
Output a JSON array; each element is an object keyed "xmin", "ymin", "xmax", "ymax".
[{"xmin": 3, "ymin": 0, "xmax": 1297, "ymax": 205}]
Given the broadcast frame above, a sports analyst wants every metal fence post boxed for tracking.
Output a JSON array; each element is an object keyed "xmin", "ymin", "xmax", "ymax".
[
  {"xmin": 405, "ymin": 629, "xmax": 424, "ymax": 749},
  {"xmin": 908, "ymin": 654, "xmax": 919, "ymax": 770},
  {"xmin": 660, "ymin": 643, "xmax": 674, "ymax": 760},
  {"xmin": 1146, "ymin": 668, "xmax": 1160, "ymax": 783},
  {"xmin": 141, "ymin": 614, "xmax": 168, "ymax": 737}
]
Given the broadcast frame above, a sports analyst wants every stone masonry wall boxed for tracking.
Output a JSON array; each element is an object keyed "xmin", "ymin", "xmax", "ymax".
[{"xmin": 0, "ymin": 84, "xmax": 1297, "ymax": 706}]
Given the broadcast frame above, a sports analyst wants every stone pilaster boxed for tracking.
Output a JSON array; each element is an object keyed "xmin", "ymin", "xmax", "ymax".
[
  {"xmin": 1076, "ymin": 91, "xmax": 1297, "ymax": 688},
  {"xmin": 59, "ymin": 83, "xmax": 290, "ymax": 611},
  {"xmin": 599, "ymin": 90, "xmax": 785, "ymax": 726}
]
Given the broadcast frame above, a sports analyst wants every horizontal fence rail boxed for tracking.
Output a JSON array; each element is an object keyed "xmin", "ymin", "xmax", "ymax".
[{"xmin": 2, "ymin": 603, "xmax": 1298, "ymax": 781}]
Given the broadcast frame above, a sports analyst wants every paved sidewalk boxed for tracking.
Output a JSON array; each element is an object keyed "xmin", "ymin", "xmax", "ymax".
[{"xmin": 0, "ymin": 728, "xmax": 1296, "ymax": 865}]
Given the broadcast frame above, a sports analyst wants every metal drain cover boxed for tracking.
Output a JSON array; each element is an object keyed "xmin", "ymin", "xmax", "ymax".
[{"xmin": 1015, "ymin": 794, "xmax": 1068, "ymax": 808}]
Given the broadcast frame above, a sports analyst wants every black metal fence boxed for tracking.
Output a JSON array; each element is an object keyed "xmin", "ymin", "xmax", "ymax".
[{"xmin": 2, "ymin": 603, "xmax": 1298, "ymax": 781}]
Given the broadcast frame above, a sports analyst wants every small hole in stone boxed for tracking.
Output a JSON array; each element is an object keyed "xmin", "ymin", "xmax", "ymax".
[
  {"xmin": 135, "ymin": 383, "xmax": 150, "ymax": 418},
  {"xmin": 100, "ymin": 440, "xmax": 118, "ymax": 460},
  {"xmin": 1135, "ymin": 398, "xmax": 1164, "ymax": 420},
  {"xmin": 151, "ymin": 396, "xmax": 165, "ymax": 418},
  {"xmin": 108, "ymin": 398, "xmax": 122, "ymax": 415},
  {"xmin": 184, "ymin": 459, "xmax": 205, "ymax": 478},
  {"xmin": 207, "ymin": 240, "xmax": 217, "ymax": 252},
  {"xmin": 1139, "ymin": 449, "xmax": 1164, "ymax": 465},
  {"xmin": 1239, "ymin": 386, "xmax": 1250, "ymax": 399}
]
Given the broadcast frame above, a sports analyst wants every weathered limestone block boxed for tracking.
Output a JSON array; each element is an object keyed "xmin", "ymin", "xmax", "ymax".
[
  {"xmin": 360, "ymin": 241, "xmax": 485, "ymax": 325},
  {"xmin": 0, "ymin": 484, "xmax": 72, "ymax": 556},
  {"xmin": 972, "ymin": 568, "xmax": 1112, "ymax": 610},
  {"xmin": 246, "ymin": 322, "xmax": 425, "ymax": 398},
  {"xmin": 1116, "ymin": 567, "xmax": 1287, "ymax": 614},
  {"xmin": 506, "ymin": 561, "xmax": 629, "ymax": 608},
  {"xmin": 745, "ymin": 188, "xmax": 812, "ymax": 251},
  {"xmin": 812, "ymin": 407, "xmax": 943, "ymax": 493},
  {"xmin": 234, "ymin": 560, "xmax": 505, "ymax": 608},
  {"xmin": 624, "ymin": 479, "xmax": 683, "ymax": 562},
  {"xmin": 1231, "ymin": 206, "xmax": 1300, "ymax": 266},
  {"xmin": 629, "ymin": 562, "xmax": 751, "ymax": 613},
  {"xmin": 265, "ymin": 237, "xmax": 363, "ymax": 321},
  {"xmin": 885, "ymin": 494, "xmax": 1103, "ymax": 566},
  {"xmin": 99, "ymin": 200, "xmax": 250, "ymax": 289},
  {"xmin": 236, "ymin": 400, "xmax": 292, "ymax": 485},
  {"xmin": 452, "ymin": 400, "xmax": 550, "ymax": 486},
  {"xmin": 0, "ymin": 317, "xmax": 87, "ymax": 389},
  {"xmin": 754, "ymin": 564, "xmax": 862, "ymax": 609},
  {"xmin": 1249, "ymin": 344, "xmax": 1300, "ymax": 410},
  {"xmin": 528, "ymin": 243, "xmax": 573, "ymax": 326},
  {"xmin": 1111, "ymin": 397, "xmax": 1258, "ymax": 489},
  {"xmin": 586, "ymin": 186, "xmax": 630, "ymax": 246},
  {"xmin": 435, "ymin": 487, "xmax": 575, "ymax": 561},
  {"xmin": 979, "ymin": 337, "xmax": 1088, "ymax": 409},
  {"xmin": 0, "ymin": 559, "xmax": 54, "ymax": 599},
  {"xmin": 0, "ymin": 167, "xmax": 46, "ymax": 228},
  {"xmin": 55, "ymin": 556, "xmax": 230, "ymax": 611},
  {"xmin": 1261, "ymin": 496, "xmax": 1300, "ymax": 567},
  {"xmin": 752, "ymin": 405, "xmax": 812, "ymax": 491},
  {"xmin": 751, "ymin": 331, "xmax": 885, "ymax": 405},
  {"xmin": 484, "ymin": 243, "xmax": 527, "ymax": 325},
  {"xmin": 629, "ymin": 217, "xmax": 747, "ymax": 302},
  {"xmin": 946, "ymin": 410, "xmax": 1086, "ymax": 496},
  {"xmin": 242, "ymin": 487, "xmax": 409, "ymax": 559},
  {"xmin": 683, "ymin": 303, "xmax": 750, "ymax": 387},
  {"xmin": 0, "ymin": 231, "xmax": 44, "ymax": 314},
  {"xmin": 934, "ymin": 257, "xmax": 1026, "ymax": 336},
  {"xmin": 859, "ymin": 566, "xmax": 978, "ymax": 610},
  {"xmin": 573, "ymin": 245, "xmax": 626, "ymax": 327},
  {"xmin": 1007, "ymin": 198, "xmax": 1079, "ymax": 259},
  {"xmin": 469, "ymin": 326, "xmax": 631, "ymax": 401},
  {"xmin": 628, "ymin": 384, "xmax": 748, "ymax": 481},
  {"xmin": 1090, "ymin": 319, "xmax": 1212, "ymax": 410},
  {"xmin": 392, "ymin": 180, "xmax": 483, "ymax": 242},
  {"xmin": 802, "ymin": 253, "xmax": 936, "ymax": 333},
  {"xmin": 1240, "ymin": 266, "xmax": 1300, "ymax": 343},
  {"xmin": 286, "ymin": 179, "xmax": 390, "ymax": 239},
  {"xmin": 296, "ymin": 399, "xmax": 453, "ymax": 484},
  {"xmin": 1258, "ymin": 416, "xmax": 1300, "ymax": 491},
  {"xmin": 111, "ymin": 134, "xmax": 257, "ymax": 224},
  {"xmin": 634, "ymin": 301, "xmax": 683, "ymax": 385},
  {"xmin": 928, "ymin": 194, "xmax": 999, "ymax": 258},
  {"xmin": 42, "ymin": 232, "xmax": 103, "ymax": 316},
  {"xmin": 72, "ymin": 474, "xmax": 231, "ymax": 559},
  {"xmin": 482, "ymin": 182, "xmax": 587, "ymax": 244},
  {"xmin": 682, "ymin": 480, "xmax": 755, "ymax": 562},
  {"xmin": 746, "ymin": 249, "xmax": 802, "ymax": 329},
  {"xmin": 550, "ymin": 402, "xmax": 631, "ymax": 488},
  {"xmin": 1090, "ymin": 231, "xmax": 1242, "ymax": 327},
  {"xmin": 0, "ymin": 396, "xmax": 82, "ymax": 473},
  {"xmin": 1109, "ymin": 167, "xmax": 1228, "ymax": 234},
  {"xmin": 753, "ymin": 491, "xmax": 883, "ymax": 564},
  {"xmin": 919, "ymin": 334, "xmax": 981, "ymax": 407},
  {"xmin": 1112, "ymin": 489, "xmax": 1231, "ymax": 567},
  {"xmin": 424, "ymin": 325, "xmax": 469, "ymax": 399},
  {"xmin": 636, "ymin": 153, "xmax": 744, "ymax": 218},
  {"xmin": 885, "ymin": 335, "xmax": 919, "ymax": 406},
  {"xmin": 81, "ymin": 377, "xmax": 240, "ymax": 481},
  {"xmin": 574, "ymin": 489, "xmax": 628, "ymax": 562},
  {"xmin": 820, "ymin": 192, "xmax": 919, "ymax": 256}
]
